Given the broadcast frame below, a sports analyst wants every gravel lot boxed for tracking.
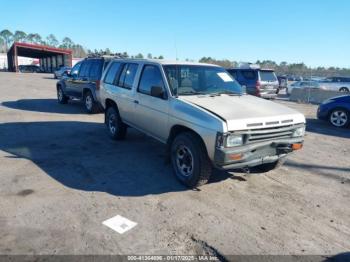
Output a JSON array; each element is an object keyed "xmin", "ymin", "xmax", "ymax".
[{"xmin": 0, "ymin": 72, "xmax": 349, "ymax": 258}]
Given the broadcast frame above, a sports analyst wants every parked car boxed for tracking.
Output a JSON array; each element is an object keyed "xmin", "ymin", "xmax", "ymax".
[
  {"xmin": 319, "ymin": 77, "xmax": 350, "ymax": 92},
  {"xmin": 277, "ymin": 76, "xmax": 288, "ymax": 89},
  {"xmin": 317, "ymin": 95, "xmax": 350, "ymax": 128},
  {"xmin": 286, "ymin": 80, "xmax": 322, "ymax": 95},
  {"xmin": 54, "ymin": 66, "xmax": 71, "ymax": 79},
  {"xmin": 226, "ymin": 66, "xmax": 279, "ymax": 98},
  {"xmin": 99, "ymin": 59, "xmax": 305, "ymax": 187},
  {"xmin": 56, "ymin": 56, "xmax": 112, "ymax": 113},
  {"xmin": 19, "ymin": 65, "xmax": 42, "ymax": 73}
]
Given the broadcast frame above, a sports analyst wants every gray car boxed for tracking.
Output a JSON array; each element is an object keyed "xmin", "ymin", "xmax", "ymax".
[
  {"xmin": 99, "ymin": 59, "xmax": 305, "ymax": 187},
  {"xmin": 56, "ymin": 56, "xmax": 112, "ymax": 113},
  {"xmin": 54, "ymin": 66, "xmax": 71, "ymax": 79}
]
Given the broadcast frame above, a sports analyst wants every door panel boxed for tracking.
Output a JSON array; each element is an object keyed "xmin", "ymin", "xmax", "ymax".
[{"xmin": 134, "ymin": 93, "xmax": 169, "ymax": 141}]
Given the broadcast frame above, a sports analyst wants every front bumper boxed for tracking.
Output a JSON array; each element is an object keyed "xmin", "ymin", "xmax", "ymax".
[
  {"xmin": 317, "ymin": 104, "xmax": 330, "ymax": 120},
  {"xmin": 214, "ymin": 137, "xmax": 303, "ymax": 170}
]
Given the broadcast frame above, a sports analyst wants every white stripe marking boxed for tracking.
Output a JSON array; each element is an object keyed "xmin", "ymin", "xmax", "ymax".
[{"xmin": 102, "ymin": 215, "xmax": 137, "ymax": 234}]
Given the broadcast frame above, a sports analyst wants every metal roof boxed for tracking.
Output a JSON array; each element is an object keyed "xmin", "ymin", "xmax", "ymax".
[{"xmin": 8, "ymin": 42, "xmax": 72, "ymax": 58}]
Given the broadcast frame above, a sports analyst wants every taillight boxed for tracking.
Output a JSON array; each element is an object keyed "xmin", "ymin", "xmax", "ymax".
[
  {"xmin": 96, "ymin": 80, "xmax": 101, "ymax": 90},
  {"xmin": 256, "ymin": 81, "xmax": 261, "ymax": 96}
]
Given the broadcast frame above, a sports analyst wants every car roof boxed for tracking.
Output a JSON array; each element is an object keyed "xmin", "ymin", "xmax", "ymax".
[
  {"xmin": 107, "ymin": 58, "xmax": 220, "ymax": 67},
  {"xmin": 227, "ymin": 68, "xmax": 275, "ymax": 72}
]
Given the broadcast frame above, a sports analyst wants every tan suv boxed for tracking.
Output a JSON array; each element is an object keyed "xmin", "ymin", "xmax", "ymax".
[{"xmin": 99, "ymin": 59, "xmax": 305, "ymax": 187}]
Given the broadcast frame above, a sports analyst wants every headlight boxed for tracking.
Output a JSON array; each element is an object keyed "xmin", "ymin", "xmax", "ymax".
[
  {"xmin": 226, "ymin": 134, "xmax": 244, "ymax": 147},
  {"xmin": 292, "ymin": 126, "xmax": 305, "ymax": 137}
]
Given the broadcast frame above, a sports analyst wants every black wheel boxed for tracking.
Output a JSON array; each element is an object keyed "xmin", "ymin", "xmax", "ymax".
[
  {"xmin": 171, "ymin": 132, "xmax": 212, "ymax": 188},
  {"xmin": 329, "ymin": 108, "xmax": 349, "ymax": 128},
  {"xmin": 339, "ymin": 87, "xmax": 349, "ymax": 93},
  {"xmin": 57, "ymin": 86, "xmax": 68, "ymax": 104},
  {"xmin": 105, "ymin": 106, "xmax": 127, "ymax": 140},
  {"xmin": 83, "ymin": 91, "xmax": 98, "ymax": 114},
  {"xmin": 253, "ymin": 158, "xmax": 285, "ymax": 173}
]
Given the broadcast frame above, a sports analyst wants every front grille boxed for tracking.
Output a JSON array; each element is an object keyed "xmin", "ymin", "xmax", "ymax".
[{"xmin": 245, "ymin": 125, "xmax": 298, "ymax": 143}]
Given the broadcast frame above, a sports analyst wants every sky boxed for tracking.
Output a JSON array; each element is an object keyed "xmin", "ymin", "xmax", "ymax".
[{"xmin": 1, "ymin": 0, "xmax": 350, "ymax": 68}]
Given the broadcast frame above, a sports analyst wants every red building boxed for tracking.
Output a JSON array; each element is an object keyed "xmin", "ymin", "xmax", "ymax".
[{"xmin": 7, "ymin": 42, "xmax": 72, "ymax": 72}]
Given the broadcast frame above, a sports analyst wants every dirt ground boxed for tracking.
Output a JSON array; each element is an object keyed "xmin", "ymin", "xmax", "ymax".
[{"xmin": 0, "ymin": 72, "xmax": 349, "ymax": 258}]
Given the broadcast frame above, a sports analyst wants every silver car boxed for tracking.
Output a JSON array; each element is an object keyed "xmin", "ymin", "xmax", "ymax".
[
  {"xmin": 54, "ymin": 66, "xmax": 71, "ymax": 79},
  {"xmin": 286, "ymin": 80, "xmax": 323, "ymax": 95},
  {"xmin": 319, "ymin": 77, "xmax": 350, "ymax": 92},
  {"xmin": 99, "ymin": 59, "xmax": 305, "ymax": 187}
]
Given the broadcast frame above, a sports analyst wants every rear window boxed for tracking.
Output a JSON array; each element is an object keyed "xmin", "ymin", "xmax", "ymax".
[
  {"xmin": 259, "ymin": 71, "xmax": 277, "ymax": 81},
  {"xmin": 104, "ymin": 62, "xmax": 122, "ymax": 85},
  {"xmin": 89, "ymin": 60, "xmax": 103, "ymax": 80},
  {"xmin": 79, "ymin": 60, "xmax": 92, "ymax": 78},
  {"xmin": 241, "ymin": 70, "xmax": 257, "ymax": 80},
  {"xmin": 117, "ymin": 63, "xmax": 138, "ymax": 89}
]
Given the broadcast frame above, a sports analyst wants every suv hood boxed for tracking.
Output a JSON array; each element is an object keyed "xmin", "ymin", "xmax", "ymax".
[{"xmin": 180, "ymin": 94, "xmax": 305, "ymax": 131}]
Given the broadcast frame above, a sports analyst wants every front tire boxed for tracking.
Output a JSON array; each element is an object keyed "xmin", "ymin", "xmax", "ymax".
[
  {"xmin": 171, "ymin": 132, "xmax": 212, "ymax": 188},
  {"xmin": 105, "ymin": 106, "xmax": 127, "ymax": 140},
  {"xmin": 329, "ymin": 108, "xmax": 349, "ymax": 128},
  {"xmin": 57, "ymin": 86, "xmax": 68, "ymax": 104},
  {"xmin": 339, "ymin": 87, "xmax": 349, "ymax": 92}
]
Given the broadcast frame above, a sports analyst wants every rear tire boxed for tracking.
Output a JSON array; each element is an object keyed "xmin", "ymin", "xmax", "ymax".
[
  {"xmin": 253, "ymin": 158, "xmax": 285, "ymax": 173},
  {"xmin": 57, "ymin": 86, "xmax": 68, "ymax": 104},
  {"xmin": 171, "ymin": 132, "xmax": 212, "ymax": 188},
  {"xmin": 84, "ymin": 91, "xmax": 98, "ymax": 114},
  {"xmin": 339, "ymin": 87, "xmax": 349, "ymax": 92},
  {"xmin": 105, "ymin": 106, "xmax": 127, "ymax": 140}
]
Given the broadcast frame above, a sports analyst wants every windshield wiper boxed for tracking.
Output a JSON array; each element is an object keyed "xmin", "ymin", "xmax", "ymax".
[
  {"xmin": 216, "ymin": 90, "xmax": 242, "ymax": 96},
  {"xmin": 178, "ymin": 91, "xmax": 207, "ymax": 96}
]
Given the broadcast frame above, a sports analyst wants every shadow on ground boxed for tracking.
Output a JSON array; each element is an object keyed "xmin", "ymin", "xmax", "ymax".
[
  {"xmin": 306, "ymin": 118, "xmax": 350, "ymax": 139},
  {"xmin": 0, "ymin": 121, "xmax": 234, "ymax": 196},
  {"xmin": 2, "ymin": 99, "xmax": 89, "ymax": 114}
]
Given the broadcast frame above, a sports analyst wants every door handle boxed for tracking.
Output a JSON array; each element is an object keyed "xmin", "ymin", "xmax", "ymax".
[{"xmin": 134, "ymin": 100, "xmax": 139, "ymax": 104}]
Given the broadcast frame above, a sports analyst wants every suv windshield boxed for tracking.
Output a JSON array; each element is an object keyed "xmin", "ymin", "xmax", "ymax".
[
  {"xmin": 163, "ymin": 65, "xmax": 242, "ymax": 96},
  {"xmin": 260, "ymin": 71, "xmax": 277, "ymax": 82}
]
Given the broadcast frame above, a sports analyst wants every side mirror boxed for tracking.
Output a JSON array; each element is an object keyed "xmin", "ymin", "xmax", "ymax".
[{"xmin": 151, "ymin": 86, "xmax": 165, "ymax": 98}]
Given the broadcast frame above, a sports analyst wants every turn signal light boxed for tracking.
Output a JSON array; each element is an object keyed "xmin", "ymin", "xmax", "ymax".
[
  {"xmin": 229, "ymin": 153, "xmax": 243, "ymax": 160},
  {"xmin": 292, "ymin": 143, "xmax": 303, "ymax": 150}
]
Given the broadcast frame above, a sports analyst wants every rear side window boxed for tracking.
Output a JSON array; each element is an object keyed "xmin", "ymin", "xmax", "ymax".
[
  {"xmin": 104, "ymin": 62, "xmax": 122, "ymax": 85},
  {"xmin": 227, "ymin": 70, "xmax": 238, "ymax": 79},
  {"xmin": 118, "ymin": 63, "xmax": 138, "ymax": 89},
  {"xmin": 260, "ymin": 71, "xmax": 277, "ymax": 81},
  {"xmin": 138, "ymin": 65, "xmax": 165, "ymax": 95},
  {"xmin": 79, "ymin": 60, "xmax": 92, "ymax": 77},
  {"xmin": 241, "ymin": 70, "xmax": 256, "ymax": 80},
  {"xmin": 89, "ymin": 60, "xmax": 103, "ymax": 80}
]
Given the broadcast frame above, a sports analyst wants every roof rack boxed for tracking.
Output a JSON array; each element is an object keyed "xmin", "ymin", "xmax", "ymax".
[
  {"xmin": 86, "ymin": 52, "xmax": 128, "ymax": 59},
  {"xmin": 238, "ymin": 62, "xmax": 260, "ymax": 69}
]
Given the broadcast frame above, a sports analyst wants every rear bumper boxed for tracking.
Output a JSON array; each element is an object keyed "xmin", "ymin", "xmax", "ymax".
[
  {"xmin": 213, "ymin": 137, "xmax": 303, "ymax": 170},
  {"xmin": 260, "ymin": 93, "xmax": 278, "ymax": 99}
]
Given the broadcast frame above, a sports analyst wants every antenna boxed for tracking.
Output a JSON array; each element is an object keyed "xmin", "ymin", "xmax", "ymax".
[{"xmin": 174, "ymin": 37, "xmax": 178, "ymax": 61}]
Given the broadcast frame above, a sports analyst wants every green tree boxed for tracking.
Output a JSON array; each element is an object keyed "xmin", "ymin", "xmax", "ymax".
[
  {"xmin": 26, "ymin": 33, "xmax": 36, "ymax": 43},
  {"xmin": 135, "ymin": 53, "xmax": 144, "ymax": 59},
  {"xmin": 147, "ymin": 53, "xmax": 152, "ymax": 59},
  {"xmin": 61, "ymin": 37, "xmax": 74, "ymax": 49},
  {"xmin": 0, "ymin": 29, "xmax": 13, "ymax": 50},
  {"xmin": 158, "ymin": 55, "xmax": 164, "ymax": 59},
  {"xmin": 29, "ymin": 33, "xmax": 42, "ymax": 44},
  {"xmin": 46, "ymin": 34, "xmax": 59, "ymax": 47},
  {"xmin": 13, "ymin": 30, "xmax": 27, "ymax": 43}
]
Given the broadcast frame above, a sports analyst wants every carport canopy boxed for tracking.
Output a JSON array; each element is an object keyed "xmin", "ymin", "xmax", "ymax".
[{"xmin": 7, "ymin": 42, "xmax": 72, "ymax": 73}]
